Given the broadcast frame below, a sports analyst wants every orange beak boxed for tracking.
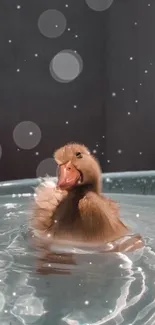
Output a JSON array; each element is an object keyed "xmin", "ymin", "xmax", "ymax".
[{"xmin": 57, "ymin": 161, "xmax": 81, "ymax": 190}]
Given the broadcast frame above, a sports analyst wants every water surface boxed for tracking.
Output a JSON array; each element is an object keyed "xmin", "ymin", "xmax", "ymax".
[{"xmin": 0, "ymin": 184, "xmax": 155, "ymax": 325}]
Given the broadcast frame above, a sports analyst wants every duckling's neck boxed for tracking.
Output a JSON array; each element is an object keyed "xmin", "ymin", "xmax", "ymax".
[
  {"xmin": 71, "ymin": 181, "xmax": 101, "ymax": 198},
  {"xmin": 83, "ymin": 179, "xmax": 102, "ymax": 195}
]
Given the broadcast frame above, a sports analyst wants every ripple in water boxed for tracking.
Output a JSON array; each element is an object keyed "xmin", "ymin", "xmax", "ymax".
[
  {"xmin": 11, "ymin": 295, "xmax": 45, "ymax": 324},
  {"xmin": 0, "ymin": 192, "xmax": 154, "ymax": 324}
]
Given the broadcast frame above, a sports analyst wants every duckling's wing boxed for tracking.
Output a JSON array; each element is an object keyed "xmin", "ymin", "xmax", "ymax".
[
  {"xmin": 78, "ymin": 192, "xmax": 128, "ymax": 242},
  {"xmin": 30, "ymin": 182, "xmax": 66, "ymax": 232},
  {"xmin": 100, "ymin": 194, "xmax": 120, "ymax": 220}
]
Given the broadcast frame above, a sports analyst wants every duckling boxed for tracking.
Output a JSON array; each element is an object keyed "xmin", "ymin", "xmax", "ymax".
[{"xmin": 31, "ymin": 142, "xmax": 143, "ymax": 252}]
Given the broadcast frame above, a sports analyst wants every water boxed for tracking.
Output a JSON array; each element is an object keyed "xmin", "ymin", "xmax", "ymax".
[{"xmin": 0, "ymin": 178, "xmax": 155, "ymax": 325}]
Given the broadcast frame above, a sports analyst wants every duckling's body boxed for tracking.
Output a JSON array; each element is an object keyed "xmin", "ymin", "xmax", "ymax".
[
  {"xmin": 31, "ymin": 143, "xmax": 144, "ymax": 252},
  {"xmin": 33, "ymin": 184, "xmax": 127, "ymax": 243}
]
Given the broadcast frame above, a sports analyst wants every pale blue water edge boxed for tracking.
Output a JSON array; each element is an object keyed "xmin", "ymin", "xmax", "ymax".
[{"xmin": 0, "ymin": 171, "xmax": 155, "ymax": 325}]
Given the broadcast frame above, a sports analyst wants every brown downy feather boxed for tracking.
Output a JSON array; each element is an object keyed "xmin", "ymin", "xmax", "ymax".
[
  {"xmin": 30, "ymin": 183, "xmax": 67, "ymax": 233},
  {"xmin": 78, "ymin": 192, "xmax": 128, "ymax": 242}
]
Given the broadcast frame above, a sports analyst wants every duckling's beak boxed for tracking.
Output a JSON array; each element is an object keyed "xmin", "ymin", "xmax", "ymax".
[{"xmin": 57, "ymin": 161, "xmax": 81, "ymax": 190}]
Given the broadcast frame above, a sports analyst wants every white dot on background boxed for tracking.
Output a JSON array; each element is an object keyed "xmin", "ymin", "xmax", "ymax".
[
  {"xmin": 107, "ymin": 160, "xmax": 110, "ymax": 163},
  {"xmin": 84, "ymin": 300, "xmax": 90, "ymax": 305},
  {"xmin": 38, "ymin": 9, "xmax": 67, "ymax": 38},
  {"xmin": 135, "ymin": 100, "xmax": 138, "ymax": 103},
  {"xmin": 66, "ymin": 121, "xmax": 69, "ymax": 124},
  {"xmin": 8, "ymin": 40, "xmax": 12, "ymax": 43},
  {"xmin": 85, "ymin": 0, "xmax": 114, "ymax": 11},
  {"xmin": 128, "ymin": 112, "xmax": 131, "ymax": 115},
  {"xmin": 102, "ymin": 135, "xmax": 105, "ymax": 138},
  {"xmin": 75, "ymin": 34, "xmax": 78, "ymax": 38},
  {"xmin": 144, "ymin": 70, "xmax": 148, "ymax": 74},
  {"xmin": 17, "ymin": 5, "xmax": 21, "ymax": 9},
  {"xmin": 16, "ymin": 69, "xmax": 20, "ymax": 72},
  {"xmin": 13, "ymin": 121, "xmax": 41, "ymax": 150},
  {"xmin": 112, "ymin": 92, "xmax": 116, "ymax": 97},
  {"xmin": 122, "ymin": 88, "xmax": 125, "ymax": 91},
  {"xmin": 93, "ymin": 149, "xmax": 97, "ymax": 154},
  {"xmin": 148, "ymin": 3, "xmax": 150, "ymax": 6},
  {"xmin": 134, "ymin": 22, "xmax": 138, "ymax": 25},
  {"xmin": 118, "ymin": 149, "xmax": 122, "ymax": 154},
  {"xmin": 49, "ymin": 50, "xmax": 83, "ymax": 83},
  {"xmin": 35, "ymin": 152, "xmax": 39, "ymax": 156},
  {"xmin": 73, "ymin": 105, "xmax": 77, "ymax": 108},
  {"xmin": 36, "ymin": 158, "xmax": 57, "ymax": 178},
  {"xmin": 65, "ymin": 4, "xmax": 69, "ymax": 7},
  {"xmin": 136, "ymin": 214, "xmax": 140, "ymax": 218},
  {"xmin": 34, "ymin": 53, "xmax": 38, "ymax": 57},
  {"xmin": 139, "ymin": 152, "xmax": 142, "ymax": 155},
  {"xmin": 67, "ymin": 28, "xmax": 71, "ymax": 31},
  {"xmin": 129, "ymin": 57, "xmax": 133, "ymax": 60}
]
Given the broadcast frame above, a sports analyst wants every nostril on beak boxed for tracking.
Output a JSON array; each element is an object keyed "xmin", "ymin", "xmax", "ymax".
[{"xmin": 66, "ymin": 161, "xmax": 72, "ymax": 171}]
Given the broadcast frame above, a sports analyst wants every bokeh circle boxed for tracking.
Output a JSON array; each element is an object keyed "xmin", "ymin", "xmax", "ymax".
[
  {"xmin": 0, "ymin": 145, "xmax": 2, "ymax": 159},
  {"xmin": 12, "ymin": 295, "xmax": 45, "ymax": 324},
  {"xmin": 49, "ymin": 50, "xmax": 83, "ymax": 83},
  {"xmin": 38, "ymin": 9, "xmax": 67, "ymax": 38},
  {"xmin": 0, "ymin": 291, "xmax": 5, "ymax": 312},
  {"xmin": 85, "ymin": 0, "xmax": 114, "ymax": 11},
  {"xmin": 36, "ymin": 158, "xmax": 57, "ymax": 178},
  {"xmin": 13, "ymin": 121, "xmax": 41, "ymax": 150}
]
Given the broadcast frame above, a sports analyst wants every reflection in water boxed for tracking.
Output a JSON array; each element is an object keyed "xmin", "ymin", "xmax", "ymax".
[{"xmin": 0, "ymin": 192, "xmax": 154, "ymax": 324}]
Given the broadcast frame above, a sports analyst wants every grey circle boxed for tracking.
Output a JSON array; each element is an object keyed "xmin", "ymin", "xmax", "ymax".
[
  {"xmin": 85, "ymin": 0, "xmax": 114, "ymax": 11},
  {"xmin": 38, "ymin": 9, "xmax": 67, "ymax": 38},
  {"xmin": 36, "ymin": 158, "xmax": 57, "ymax": 178},
  {"xmin": 49, "ymin": 50, "xmax": 83, "ymax": 83},
  {"xmin": 12, "ymin": 295, "xmax": 45, "ymax": 324},
  {"xmin": 0, "ymin": 145, "xmax": 2, "ymax": 159},
  {"xmin": 13, "ymin": 121, "xmax": 41, "ymax": 150}
]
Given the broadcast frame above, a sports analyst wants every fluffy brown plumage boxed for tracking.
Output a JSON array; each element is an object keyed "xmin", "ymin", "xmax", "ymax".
[{"xmin": 31, "ymin": 142, "xmax": 143, "ymax": 251}]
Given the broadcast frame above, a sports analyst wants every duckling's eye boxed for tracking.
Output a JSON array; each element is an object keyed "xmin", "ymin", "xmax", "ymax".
[{"xmin": 75, "ymin": 152, "xmax": 83, "ymax": 159}]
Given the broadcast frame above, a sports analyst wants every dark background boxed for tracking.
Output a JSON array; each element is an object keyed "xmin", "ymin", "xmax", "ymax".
[{"xmin": 0, "ymin": 0, "xmax": 155, "ymax": 181}]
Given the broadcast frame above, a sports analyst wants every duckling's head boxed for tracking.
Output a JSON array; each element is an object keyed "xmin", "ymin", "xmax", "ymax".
[{"xmin": 54, "ymin": 143, "xmax": 102, "ymax": 193}]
